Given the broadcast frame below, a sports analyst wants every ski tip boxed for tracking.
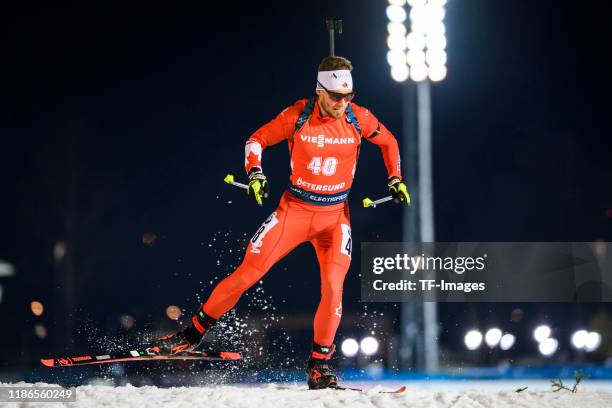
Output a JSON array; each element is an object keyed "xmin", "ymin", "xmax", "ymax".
[
  {"xmin": 40, "ymin": 359, "xmax": 55, "ymax": 367},
  {"xmin": 220, "ymin": 352, "xmax": 241, "ymax": 360}
]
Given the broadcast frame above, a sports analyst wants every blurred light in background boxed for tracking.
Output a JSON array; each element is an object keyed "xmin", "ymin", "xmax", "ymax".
[
  {"xmin": 53, "ymin": 242, "xmax": 66, "ymax": 261},
  {"xmin": 142, "ymin": 232, "xmax": 157, "ymax": 246},
  {"xmin": 538, "ymin": 337, "xmax": 559, "ymax": 356},
  {"xmin": 499, "ymin": 333, "xmax": 516, "ymax": 350},
  {"xmin": 533, "ymin": 325, "xmax": 551, "ymax": 343},
  {"xmin": 30, "ymin": 300, "xmax": 44, "ymax": 316},
  {"xmin": 510, "ymin": 308, "xmax": 524, "ymax": 322},
  {"xmin": 0, "ymin": 260, "xmax": 15, "ymax": 277},
  {"xmin": 341, "ymin": 338, "xmax": 359, "ymax": 357},
  {"xmin": 119, "ymin": 314, "xmax": 135, "ymax": 329},
  {"xmin": 484, "ymin": 328, "xmax": 502, "ymax": 348},
  {"xmin": 360, "ymin": 337, "xmax": 380, "ymax": 356},
  {"xmin": 464, "ymin": 330, "xmax": 483, "ymax": 350},
  {"xmin": 571, "ymin": 329, "xmax": 588, "ymax": 349},
  {"xmin": 166, "ymin": 305, "xmax": 182, "ymax": 320},
  {"xmin": 584, "ymin": 331, "xmax": 602, "ymax": 352},
  {"xmin": 34, "ymin": 324, "xmax": 47, "ymax": 339}
]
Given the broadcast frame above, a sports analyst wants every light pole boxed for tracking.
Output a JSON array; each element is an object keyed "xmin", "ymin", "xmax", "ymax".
[{"xmin": 385, "ymin": 0, "xmax": 447, "ymax": 373}]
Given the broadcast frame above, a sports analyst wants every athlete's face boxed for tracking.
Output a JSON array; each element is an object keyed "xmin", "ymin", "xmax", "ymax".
[{"xmin": 316, "ymin": 89, "xmax": 353, "ymax": 119}]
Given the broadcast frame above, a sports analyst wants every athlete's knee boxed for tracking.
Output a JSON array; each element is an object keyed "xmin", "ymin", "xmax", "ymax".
[
  {"xmin": 320, "ymin": 264, "xmax": 348, "ymax": 298},
  {"xmin": 221, "ymin": 261, "xmax": 267, "ymax": 295}
]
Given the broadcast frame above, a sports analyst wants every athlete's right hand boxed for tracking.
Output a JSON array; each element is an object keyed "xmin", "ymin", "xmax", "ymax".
[{"xmin": 247, "ymin": 167, "xmax": 270, "ymax": 206}]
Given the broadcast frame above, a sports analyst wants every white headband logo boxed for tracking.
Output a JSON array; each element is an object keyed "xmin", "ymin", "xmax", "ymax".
[{"xmin": 316, "ymin": 70, "xmax": 353, "ymax": 91}]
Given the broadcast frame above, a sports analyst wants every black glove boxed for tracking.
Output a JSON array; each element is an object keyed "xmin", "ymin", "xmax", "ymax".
[
  {"xmin": 387, "ymin": 176, "xmax": 410, "ymax": 205},
  {"xmin": 247, "ymin": 167, "xmax": 270, "ymax": 206}
]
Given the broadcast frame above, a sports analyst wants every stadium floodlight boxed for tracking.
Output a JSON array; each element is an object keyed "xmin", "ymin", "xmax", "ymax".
[
  {"xmin": 386, "ymin": 0, "xmax": 447, "ymax": 373},
  {"xmin": 425, "ymin": 33, "xmax": 447, "ymax": 50},
  {"xmin": 387, "ymin": 50, "xmax": 408, "ymax": 67},
  {"xmin": 387, "ymin": 34, "xmax": 407, "ymax": 51},
  {"xmin": 341, "ymin": 338, "xmax": 359, "ymax": 357},
  {"xmin": 538, "ymin": 338, "xmax": 559, "ymax": 356},
  {"xmin": 533, "ymin": 325, "xmax": 552, "ymax": 343},
  {"xmin": 410, "ymin": 64, "xmax": 428, "ymax": 82},
  {"xmin": 425, "ymin": 49, "xmax": 447, "ymax": 66},
  {"xmin": 406, "ymin": 32, "xmax": 426, "ymax": 51},
  {"xmin": 387, "ymin": 22, "xmax": 408, "ymax": 37},
  {"xmin": 584, "ymin": 331, "xmax": 602, "ymax": 352},
  {"xmin": 360, "ymin": 336, "xmax": 380, "ymax": 356},
  {"xmin": 426, "ymin": 5, "xmax": 446, "ymax": 22},
  {"xmin": 408, "ymin": 0, "xmax": 427, "ymax": 6},
  {"xmin": 464, "ymin": 330, "xmax": 483, "ymax": 350},
  {"xmin": 391, "ymin": 65, "xmax": 410, "ymax": 82},
  {"xmin": 386, "ymin": 0, "xmax": 448, "ymax": 83},
  {"xmin": 428, "ymin": 65, "xmax": 447, "ymax": 82},
  {"xmin": 409, "ymin": 6, "xmax": 426, "ymax": 23},
  {"xmin": 485, "ymin": 328, "xmax": 503, "ymax": 348},
  {"xmin": 406, "ymin": 50, "xmax": 426, "ymax": 66},
  {"xmin": 571, "ymin": 330, "xmax": 588, "ymax": 349},
  {"xmin": 425, "ymin": 21, "xmax": 446, "ymax": 36},
  {"xmin": 386, "ymin": 5, "xmax": 408, "ymax": 23},
  {"xmin": 500, "ymin": 333, "xmax": 516, "ymax": 350}
]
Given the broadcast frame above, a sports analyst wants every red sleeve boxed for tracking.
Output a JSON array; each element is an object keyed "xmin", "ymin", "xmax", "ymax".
[
  {"xmin": 244, "ymin": 99, "xmax": 307, "ymax": 174},
  {"xmin": 352, "ymin": 103, "xmax": 403, "ymax": 180}
]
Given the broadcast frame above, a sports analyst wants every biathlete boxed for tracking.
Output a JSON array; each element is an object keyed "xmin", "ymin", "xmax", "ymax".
[{"xmin": 147, "ymin": 55, "xmax": 410, "ymax": 389}]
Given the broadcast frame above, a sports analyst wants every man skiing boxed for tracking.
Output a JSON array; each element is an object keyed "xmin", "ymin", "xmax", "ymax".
[{"xmin": 147, "ymin": 56, "xmax": 410, "ymax": 389}]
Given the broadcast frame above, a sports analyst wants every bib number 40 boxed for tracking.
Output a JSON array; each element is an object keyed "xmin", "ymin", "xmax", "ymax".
[{"xmin": 307, "ymin": 156, "xmax": 338, "ymax": 176}]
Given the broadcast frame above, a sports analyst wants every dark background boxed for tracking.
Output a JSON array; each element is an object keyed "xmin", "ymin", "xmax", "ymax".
[{"xmin": 1, "ymin": 0, "xmax": 611, "ymax": 372}]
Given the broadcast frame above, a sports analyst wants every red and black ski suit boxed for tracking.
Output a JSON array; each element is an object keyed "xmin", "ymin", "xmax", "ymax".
[{"xmin": 199, "ymin": 98, "xmax": 402, "ymax": 347}]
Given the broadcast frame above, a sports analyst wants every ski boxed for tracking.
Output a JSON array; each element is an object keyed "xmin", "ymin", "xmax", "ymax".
[
  {"xmin": 41, "ymin": 349, "xmax": 241, "ymax": 367},
  {"xmin": 330, "ymin": 385, "xmax": 406, "ymax": 394}
]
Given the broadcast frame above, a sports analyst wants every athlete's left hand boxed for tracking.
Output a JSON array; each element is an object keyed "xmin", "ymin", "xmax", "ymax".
[{"xmin": 388, "ymin": 177, "xmax": 410, "ymax": 205}]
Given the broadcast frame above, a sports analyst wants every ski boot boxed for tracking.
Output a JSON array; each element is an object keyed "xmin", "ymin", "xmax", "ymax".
[
  {"xmin": 306, "ymin": 343, "xmax": 339, "ymax": 389},
  {"xmin": 146, "ymin": 308, "xmax": 217, "ymax": 356}
]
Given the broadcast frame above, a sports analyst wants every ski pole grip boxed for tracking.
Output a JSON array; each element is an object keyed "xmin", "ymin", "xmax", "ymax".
[{"xmin": 224, "ymin": 174, "xmax": 249, "ymax": 190}]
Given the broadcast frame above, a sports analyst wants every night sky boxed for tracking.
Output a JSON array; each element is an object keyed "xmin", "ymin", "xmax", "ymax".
[{"xmin": 1, "ymin": 1, "xmax": 611, "ymax": 366}]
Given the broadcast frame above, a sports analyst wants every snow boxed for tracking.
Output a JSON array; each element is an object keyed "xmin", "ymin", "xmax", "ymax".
[{"xmin": 2, "ymin": 381, "xmax": 612, "ymax": 408}]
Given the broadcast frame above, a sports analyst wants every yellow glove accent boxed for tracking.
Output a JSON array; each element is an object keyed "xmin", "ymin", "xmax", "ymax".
[
  {"xmin": 248, "ymin": 179, "xmax": 264, "ymax": 206},
  {"xmin": 388, "ymin": 177, "xmax": 411, "ymax": 205}
]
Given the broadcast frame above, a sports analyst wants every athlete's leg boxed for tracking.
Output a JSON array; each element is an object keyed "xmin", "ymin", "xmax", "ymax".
[
  {"xmin": 202, "ymin": 195, "xmax": 312, "ymax": 318},
  {"xmin": 310, "ymin": 208, "xmax": 352, "ymax": 347},
  {"xmin": 148, "ymin": 195, "xmax": 312, "ymax": 355}
]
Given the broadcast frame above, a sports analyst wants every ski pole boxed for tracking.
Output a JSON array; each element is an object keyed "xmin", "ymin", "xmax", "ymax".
[
  {"xmin": 223, "ymin": 174, "xmax": 248, "ymax": 190},
  {"xmin": 362, "ymin": 195, "xmax": 393, "ymax": 208}
]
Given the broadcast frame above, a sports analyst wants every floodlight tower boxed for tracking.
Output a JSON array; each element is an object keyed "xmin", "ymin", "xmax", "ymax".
[{"xmin": 385, "ymin": 0, "xmax": 447, "ymax": 373}]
